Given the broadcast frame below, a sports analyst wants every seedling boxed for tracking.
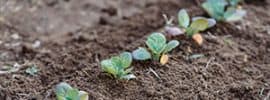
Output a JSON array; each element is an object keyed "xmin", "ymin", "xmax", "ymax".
[
  {"xmin": 178, "ymin": 9, "xmax": 216, "ymax": 45},
  {"xmin": 202, "ymin": 0, "xmax": 246, "ymax": 22},
  {"xmin": 101, "ymin": 52, "xmax": 136, "ymax": 80},
  {"xmin": 25, "ymin": 65, "xmax": 38, "ymax": 76},
  {"xmin": 55, "ymin": 82, "xmax": 88, "ymax": 100},
  {"xmin": 132, "ymin": 33, "xmax": 179, "ymax": 65}
]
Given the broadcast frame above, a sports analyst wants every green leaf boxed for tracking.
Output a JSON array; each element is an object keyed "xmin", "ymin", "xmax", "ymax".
[
  {"xmin": 224, "ymin": 8, "xmax": 246, "ymax": 22},
  {"xmin": 163, "ymin": 40, "xmax": 180, "ymax": 54},
  {"xmin": 186, "ymin": 27, "xmax": 199, "ymax": 36},
  {"xmin": 101, "ymin": 59, "xmax": 112, "ymax": 71},
  {"xmin": 192, "ymin": 17, "xmax": 216, "ymax": 28},
  {"xmin": 229, "ymin": 0, "xmax": 241, "ymax": 6},
  {"xmin": 178, "ymin": 9, "xmax": 190, "ymax": 28},
  {"xmin": 25, "ymin": 65, "xmax": 38, "ymax": 76},
  {"xmin": 132, "ymin": 47, "xmax": 151, "ymax": 60},
  {"xmin": 56, "ymin": 82, "xmax": 72, "ymax": 96},
  {"xmin": 79, "ymin": 91, "xmax": 89, "ymax": 100},
  {"xmin": 202, "ymin": 0, "xmax": 227, "ymax": 20},
  {"xmin": 101, "ymin": 53, "xmax": 134, "ymax": 80},
  {"xmin": 116, "ymin": 68, "xmax": 126, "ymax": 78},
  {"xmin": 146, "ymin": 33, "xmax": 166, "ymax": 55},
  {"xmin": 66, "ymin": 88, "xmax": 80, "ymax": 100},
  {"xmin": 119, "ymin": 52, "xmax": 132, "ymax": 69},
  {"xmin": 110, "ymin": 52, "xmax": 132, "ymax": 69},
  {"xmin": 111, "ymin": 56, "xmax": 122, "ymax": 68},
  {"xmin": 186, "ymin": 18, "xmax": 209, "ymax": 36},
  {"xmin": 55, "ymin": 82, "xmax": 87, "ymax": 100},
  {"xmin": 56, "ymin": 96, "xmax": 66, "ymax": 100},
  {"xmin": 190, "ymin": 18, "xmax": 209, "ymax": 31},
  {"xmin": 101, "ymin": 59, "xmax": 118, "ymax": 76},
  {"xmin": 55, "ymin": 82, "xmax": 74, "ymax": 100},
  {"xmin": 213, "ymin": 0, "xmax": 227, "ymax": 14}
]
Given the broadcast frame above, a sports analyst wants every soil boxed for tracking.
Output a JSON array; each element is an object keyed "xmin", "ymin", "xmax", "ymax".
[{"xmin": 0, "ymin": 0, "xmax": 270, "ymax": 100}]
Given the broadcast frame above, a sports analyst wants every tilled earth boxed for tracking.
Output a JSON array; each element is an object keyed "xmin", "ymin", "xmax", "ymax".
[{"xmin": 0, "ymin": 0, "xmax": 270, "ymax": 99}]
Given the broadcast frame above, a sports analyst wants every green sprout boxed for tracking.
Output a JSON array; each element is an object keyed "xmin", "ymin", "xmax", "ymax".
[
  {"xmin": 132, "ymin": 33, "xmax": 179, "ymax": 65},
  {"xmin": 25, "ymin": 65, "xmax": 38, "ymax": 76},
  {"xmin": 202, "ymin": 0, "xmax": 246, "ymax": 22},
  {"xmin": 177, "ymin": 9, "xmax": 216, "ymax": 45},
  {"xmin": 55, "ymin": 82, "xmax": 88, "ymax": 100},
  {"xmin": 178, "ymin": 9, "xmax": 216, "ymax": 37},
  {"xmin": 101, "ymin": 52, "xmax": 136, "ymax": 80}
]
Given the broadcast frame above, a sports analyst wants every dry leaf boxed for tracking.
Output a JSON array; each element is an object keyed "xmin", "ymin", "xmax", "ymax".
[
  {"xmin": 192, "ymin": 33, "xmax": 203, "ymax": 45},
  {"xmin": 160, "ymin": 54, "xmax": 169, "ymax": 65}
]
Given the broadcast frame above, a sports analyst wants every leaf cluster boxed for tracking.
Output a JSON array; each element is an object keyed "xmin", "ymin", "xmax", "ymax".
[
  {"xmin": 132, "ymin": 33, "xmax": 179, "ymax": 62},
  {"xmin": 178, "ymin": 9, "xmax": 216, "ymax": 36},
  {"xmin": 25, "ymin": 65, "xmax": 38, "ymax": 76},
  {"xmin": 101, "ymin": 52, "xmax": 136, "ymax": 80},
  {"xmin": 202, "ymin": 0, "xmax": 246, "ymax": 22},
  {"xmin": 55, "ymin": 82, "xmax": 88, "ymax": 100}
]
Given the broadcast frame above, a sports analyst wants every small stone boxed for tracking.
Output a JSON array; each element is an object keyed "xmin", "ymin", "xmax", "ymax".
[
  {"xmin": 0, "ymin": 16, "xmax": 5, "ymax": 22},
  {"xmin": 11, "ymin": 34, "xmax": 20, "ymax": 40},
  {"xmin": 32, "ymin": 40, "xmax": 41, "ymax": 48}
]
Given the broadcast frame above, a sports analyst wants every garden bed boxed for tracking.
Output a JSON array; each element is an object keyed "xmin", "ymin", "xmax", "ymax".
[{"xmin": 0, "ymin": 0, "xmax": 270, "ymax": 99}]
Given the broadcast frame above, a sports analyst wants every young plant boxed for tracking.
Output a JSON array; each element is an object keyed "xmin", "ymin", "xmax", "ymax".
[
  {"xmin": 101, "ymin": 52, "xmax": 136, "ymax": 80},
  {"xmin": 132, "ymin": 33, "xmax": 179, "ymax": 65},
  {"xmin": 178, "ymin": 9, "xmax": 216, "ymax": 45},
  {"xmin": 202, "ymin": 0, "xmax": 246, "ymax": 22},
  {"xmin": 55, "ymin": 82, "xmax": 88, "ymax": 100},
  {"xmin": 25, "ymin": 65, "xmax": 38, "ymax": 76}
]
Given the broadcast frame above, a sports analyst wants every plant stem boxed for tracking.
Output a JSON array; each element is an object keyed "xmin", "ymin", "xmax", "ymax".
[{"xmin": 153, "ymin": 54, "xmax": 160, "ymax": 61}]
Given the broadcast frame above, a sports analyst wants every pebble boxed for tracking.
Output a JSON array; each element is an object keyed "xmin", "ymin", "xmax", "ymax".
[
  {"xmin": 0, "ymin": 16, "xmax": 4, "ymax": 22},
  {"xmin": 11, "ymin": 34, "xmax": 20, "ymax": 40},
  {"xmin": 32, "ymin": 40, "xmax": 41, "ymax": 48}
]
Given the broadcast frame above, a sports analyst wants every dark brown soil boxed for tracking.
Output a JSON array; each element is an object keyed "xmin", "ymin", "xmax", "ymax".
[{"xmin": 0, "ymin": 0, "xmax": 270, "ymax": 100}]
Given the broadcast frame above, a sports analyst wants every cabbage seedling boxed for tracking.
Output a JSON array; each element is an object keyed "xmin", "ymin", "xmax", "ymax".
[
  {"xmin": 178, "ymin": 9, "xmax": 216, "ymax": 45},
  {"xmin": 132, "ymin": 33, "xmax": 179, "ymax": 65},
  {"xmin": 55, "ymin": 82, "xmax": 88, "ymax": 100},
  {"xmin": 202, "ymin": 0, "xmax": 246, "ymax": 22},
  {"xmin": 101, "ymin": 52, "xmax": 136, "ymax": 80}
]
